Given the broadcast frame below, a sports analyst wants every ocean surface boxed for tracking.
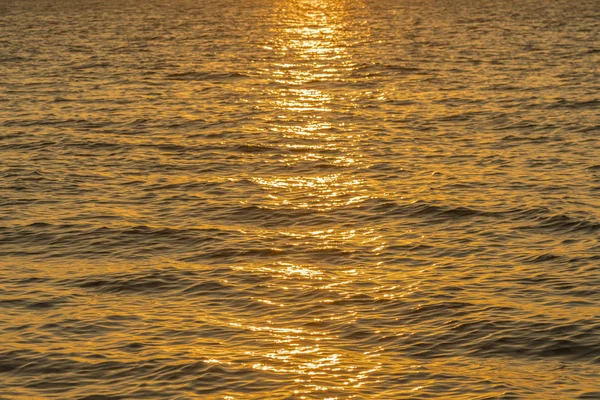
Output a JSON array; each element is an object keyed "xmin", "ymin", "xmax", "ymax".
[{"xmin": 1, "ymin": 0, "xmax": 599, "ymax": 398}]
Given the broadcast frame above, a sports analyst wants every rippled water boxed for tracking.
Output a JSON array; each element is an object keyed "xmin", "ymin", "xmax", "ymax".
[{"xmin": 1, "ymin": 0, "xmax": 599, "ymax": 398}]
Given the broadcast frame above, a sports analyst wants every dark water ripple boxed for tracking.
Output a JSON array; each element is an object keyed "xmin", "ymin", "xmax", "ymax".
[{"xmin": 1, "ymin": 0, "xmax": 600, "ymax": 398}]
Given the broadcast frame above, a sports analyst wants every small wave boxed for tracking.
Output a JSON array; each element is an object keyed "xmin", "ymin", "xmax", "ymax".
[
  {"xmin": 400, "ymin": 317, "xmax": 600, "ymax": 363},
  {"xmin": 0, "ymin": 296, "xmax": 69, "ymax": 310},
  {"xmin": 73, "ymin": 270, "xmax": 192, "ymax": 294},
  {"xmin": 521, "ymin": 252, "xmax": 563, "ymax": 264},
  {"xmin": 165, "ymin": 71, "xmax": 248, "ymax": 81},
  {"xmin": 361, "ymin": 198, "xmax": 502, "ymax": 222},
  {"xmin": 0, "ymin": 224, "xmax": 245, "ymax": 260},
  {"xmin": 547, "ymin": 98, "xmax": 600, "ymax": 109},
  {"xmin": 519, "ymin": 213, "xmax": 600, "ymax": 235},
  {"xmin": 71, "ymin": 62, "xmax": 112, "ymax": 70},
  {"xmin": 0, "ymin": 55, "xmax": 27, "ymax": 62},
  {"xmin": 0, "ymin": 348, "xmax": 280, "ymax": 397}
]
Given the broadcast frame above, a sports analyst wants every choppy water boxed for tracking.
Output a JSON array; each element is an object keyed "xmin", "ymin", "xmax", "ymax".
[{"xmin": 1, "ymin": 0, "xmax": 599, "ymax": 398}]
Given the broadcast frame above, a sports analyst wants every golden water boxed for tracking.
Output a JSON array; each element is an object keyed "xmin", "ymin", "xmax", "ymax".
[{"xmin": 1, "ymin": 0, "xmax": 599, "ymax": 398}]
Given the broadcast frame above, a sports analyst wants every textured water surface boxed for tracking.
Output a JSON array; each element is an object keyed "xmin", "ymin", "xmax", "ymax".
[{"xmin": 1, "ymin": 0, "xmax": 599, "ymax": 398}]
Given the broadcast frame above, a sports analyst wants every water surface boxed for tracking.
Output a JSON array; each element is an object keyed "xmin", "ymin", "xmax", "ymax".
[{"xmin": 1, "ymin": 0, "xmax": 599, "ymax": 398}]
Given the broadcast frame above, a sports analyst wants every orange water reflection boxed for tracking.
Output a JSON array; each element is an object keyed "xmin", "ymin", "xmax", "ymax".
[{"xmin": 229, "ymin": 0, "xmax": 387, "ymax": 397}]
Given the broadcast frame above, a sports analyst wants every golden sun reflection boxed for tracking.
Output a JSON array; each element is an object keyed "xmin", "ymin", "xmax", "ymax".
[
  {"xmin": 274, "ymin": 88, "xmax": 333, "ymax": 112},
  {"xmin": 251, "ymin": 174, "xmax": 367, "ymax": 210},
  {"xmin": 252, "ymin": 11, "xmax": 371, "ymax": 209},
  {"xmin": 229, "ymin": 0, "xmax": 385, "ymax": 396}
]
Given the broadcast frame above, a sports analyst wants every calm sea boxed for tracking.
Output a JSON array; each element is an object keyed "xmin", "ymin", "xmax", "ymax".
[{"xmin": 1, "ymin": 0, "xmax": 599, "ymax": 398}]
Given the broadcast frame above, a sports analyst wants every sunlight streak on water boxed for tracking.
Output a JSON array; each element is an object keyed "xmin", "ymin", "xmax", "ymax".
[{"xmin": 235, "ymin": 4, "xmax": 388, "ymax": 392}]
